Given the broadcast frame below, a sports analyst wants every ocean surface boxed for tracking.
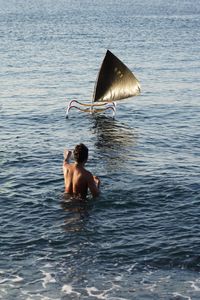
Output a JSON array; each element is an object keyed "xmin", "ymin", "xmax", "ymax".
[{"xmin": 0, "ymin": 0, "xmax": 200, "ymax": 299}]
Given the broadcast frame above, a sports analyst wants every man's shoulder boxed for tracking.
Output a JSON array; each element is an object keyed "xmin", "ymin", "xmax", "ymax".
[
  {"xmin": 63, "ymin": 162, "xmax": 75, "ymax": 170},
  {"xmin": 83, "ymin": 168, "xmax": 93, "ymax": 179}
]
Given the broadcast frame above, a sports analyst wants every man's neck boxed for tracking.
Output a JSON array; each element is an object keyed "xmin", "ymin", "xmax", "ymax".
[{"xmin": 75, "ymin": 161, "xmax": 85, "ymax": 167}]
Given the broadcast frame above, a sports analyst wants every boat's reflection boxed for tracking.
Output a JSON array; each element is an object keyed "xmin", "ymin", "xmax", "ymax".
[{"xmin": 91, "ymin": 115, "xmax": 137, "ymax": 170}]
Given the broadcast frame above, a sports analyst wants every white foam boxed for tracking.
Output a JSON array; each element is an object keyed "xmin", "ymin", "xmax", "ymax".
[
  {"xmin": 86, "ymin": 287, "xmax": 106, "ymax": 299},
  {"xmin": 127, "ymin": 263, "xmax": 138, "ymax": 273},
  {"xmin": 26, "ymin": 296, "xmax": 52, "ymax": 300},
  {"xmin": 145, "ymin": 283, "xmax": 156, "ymax": 292},
  {"xmin": 41, "ymin": 271, "xmax": 56, "ymax": 288},
  {"xmin": 42, "ymin": 262, "xmax": 54, "ymax": 268},
  {"xmin": 114, "ymin": 275, "xmax": 123, "ymax": 281},
  {"xmin": 0, "ymin": 275, "xmax": 23, "ymax": 284},
  {"xmin": 172, "ymin": 292, "xmax": 191, "ymax": 300},
  {"xmin": 190, "ymin": 279, "xmax": 200, "ymax": 292},
  {"xmin": 0, "ymin": 278, "xmax": 8, "ymax": 284},
  {"xmin": 61, "ymin": 284, "xmax": 73, "ymax": 294},
  {"xmin": 12, "ymin": 275, "xmax": 23, "ymax": 283},
  {"xmin": 61, "ymin": 284, "xmax": 81, "ymax": 297}
]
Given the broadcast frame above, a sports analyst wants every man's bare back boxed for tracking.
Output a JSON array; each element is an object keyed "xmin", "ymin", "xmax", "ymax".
[{"xmin": 63, "ymin": 144, "xmax": 100, "ymax": 199}]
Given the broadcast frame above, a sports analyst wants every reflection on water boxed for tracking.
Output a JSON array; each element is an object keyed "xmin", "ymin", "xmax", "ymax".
[
  {"xmin": 60, "ymin": 194, "xmax": 90, "ymax": 232},
  {"xmin": 91, "ymin": 115, "xmax": 137, "ymax": 170}
]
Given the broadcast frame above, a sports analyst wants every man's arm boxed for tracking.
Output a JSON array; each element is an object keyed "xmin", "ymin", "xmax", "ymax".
[
  {"xmin": 63, "ymin": 150, "xmax": 72, "ymax": 178},
  {"xmin": 87, "ymin": 173, "xmax": 100, "ymax": 198},
  {"xmin": 63, "ymin": 149, "xmax": 72, "ymax": 166}
]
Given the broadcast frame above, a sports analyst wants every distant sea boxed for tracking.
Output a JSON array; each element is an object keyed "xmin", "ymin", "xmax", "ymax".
[{"xmin": 0, "ymin": 0, "xmax": 200, "ymax": 299}]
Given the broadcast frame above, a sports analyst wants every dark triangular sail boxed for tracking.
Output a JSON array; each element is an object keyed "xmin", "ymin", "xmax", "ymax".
[{"xmin": 93, "ymin": 50, "xmax": 140, "ymax": 103}]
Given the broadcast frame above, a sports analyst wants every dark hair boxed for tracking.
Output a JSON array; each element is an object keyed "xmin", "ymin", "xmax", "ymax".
[{"xmin": 73, "ymin": 143, "xmax": 88, "ymax": 163}]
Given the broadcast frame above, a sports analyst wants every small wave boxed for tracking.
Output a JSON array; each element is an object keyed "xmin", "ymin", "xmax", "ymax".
[
  {"xmin": 189, "ymin": 278, "xmax": 200, "ymax": 292},
  {"xmin": 172, "ymin": 293, "xmax": 191, "ymax": 300}
]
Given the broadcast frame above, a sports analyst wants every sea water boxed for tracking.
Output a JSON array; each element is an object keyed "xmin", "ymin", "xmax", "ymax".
[{"xmin": 0, "ymin": 0, "xmax": 200, "ymax": 299}]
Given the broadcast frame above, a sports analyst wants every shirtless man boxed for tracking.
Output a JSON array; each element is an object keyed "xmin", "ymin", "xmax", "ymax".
[{"xmin": 63, "ymin": 143, "xmax": 100, "ymax": 199}]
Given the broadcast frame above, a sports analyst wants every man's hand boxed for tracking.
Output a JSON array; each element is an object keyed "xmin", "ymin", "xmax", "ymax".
[{"xmin": 64, "ymin": 149, "xmax": 72, "ymax": 162}]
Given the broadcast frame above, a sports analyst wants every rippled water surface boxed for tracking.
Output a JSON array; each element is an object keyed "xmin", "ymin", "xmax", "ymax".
[{"xmin": 0, "ymin": 0, "xmax": 200, "ymax": 299}]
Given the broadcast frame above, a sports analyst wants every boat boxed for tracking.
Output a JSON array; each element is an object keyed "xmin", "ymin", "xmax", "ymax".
[{"xmin": 66, "ymin": 50, "xmax": 141, "ymax": 118}]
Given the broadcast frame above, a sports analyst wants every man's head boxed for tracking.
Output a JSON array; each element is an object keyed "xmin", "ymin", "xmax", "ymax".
[{"xmin": 73, "ymin": 143, "xmax": 88, "ymax": 164}]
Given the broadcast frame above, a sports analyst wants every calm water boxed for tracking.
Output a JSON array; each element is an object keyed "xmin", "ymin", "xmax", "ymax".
[{"xmin": 0, "ymin": 0, "xmax": 200, "ymax": 299}]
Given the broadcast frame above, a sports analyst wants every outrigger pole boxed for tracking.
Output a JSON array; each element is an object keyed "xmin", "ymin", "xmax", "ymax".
[{"xmin": 66, "ymin": 100, "xmax": 116, "ymax": 118}]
